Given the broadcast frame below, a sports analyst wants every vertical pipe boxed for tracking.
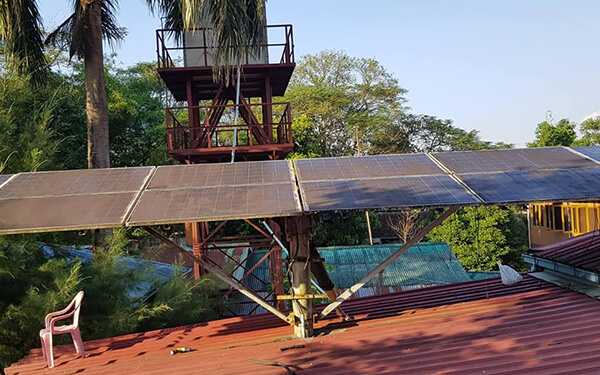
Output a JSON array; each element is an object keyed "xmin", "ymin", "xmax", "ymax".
[
  {"xmin": 366, "ymin": 211, "xmax": 373, "ymax": 245},
  {"xmin": 264, "ymin": 74, "xmax": 273, "ymax": 142},
  {"xmin": 527, "ymin": 205, "xmax": 532, "ymax": 250},
  {"xmin": 231, "ymin": 66, "xmax": 241, "ymax": 163},
  {"xmin": 186, "ymin": 79, "xmax": 194, "ymax": 144}
]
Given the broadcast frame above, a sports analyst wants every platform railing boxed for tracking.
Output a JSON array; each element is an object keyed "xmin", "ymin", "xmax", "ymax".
[
  {"xmin": 166, "ymin": 102, "xmax": 293, "ymax": 151},
  {"xmin": 156, "ymin": 24, "xmax": 294, "ymax": 69}
]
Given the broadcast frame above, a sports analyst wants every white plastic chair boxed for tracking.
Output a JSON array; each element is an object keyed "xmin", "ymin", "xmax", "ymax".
[{"xmin": 39, "ymin": 291, "xmax": 86, "ymax": 368}]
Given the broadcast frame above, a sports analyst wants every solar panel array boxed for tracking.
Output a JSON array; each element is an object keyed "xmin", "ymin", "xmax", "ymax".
[
  {"xmin": 295, "ymin": 147, "xmax": 600, "ymax": 212},
  {"xmin": 126, "ymin": 161, "xmax": 302, "ymax": 225},
  {"xmin": 295, "ymin": 154, "xmax": 479, "ymax": 211},
  {"xmin": 2, "ymin": 146, "xmax": 600, "ymax": 235}
]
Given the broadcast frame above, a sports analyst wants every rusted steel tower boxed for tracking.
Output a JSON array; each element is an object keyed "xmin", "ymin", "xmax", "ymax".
[{"xmin": 155, "ymin": 23, "xmax": 295, "ymax": 310}]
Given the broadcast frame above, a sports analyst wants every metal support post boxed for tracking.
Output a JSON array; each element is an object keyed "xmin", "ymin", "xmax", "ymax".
[
  {"xmin": 143, "ymin": 226, "xmax": 289, "ymax": 323},
  {"xmin": 284, "ymin": 215, "xmax": 314, "ymax": 338},
  {"xmin": 319, "ymin": 206, "xmax": 460, "ymax": 319},
  {"xmin": 191, "ymin": 222, "xmax": 208, "ymax": 280}
]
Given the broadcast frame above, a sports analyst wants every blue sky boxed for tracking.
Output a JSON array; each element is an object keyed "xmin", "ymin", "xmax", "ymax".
[{"xmin": 39, "ymin": 1, "xmax": 600, "ymax": 147}]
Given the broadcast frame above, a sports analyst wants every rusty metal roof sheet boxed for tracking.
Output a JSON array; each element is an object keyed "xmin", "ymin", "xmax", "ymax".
[
  {"xmin": 530, "ymin": 230, "xmax": 600, "ymax": 273},
  {"xmin": 10, "ymin": 275, "xmax": 600, "ymax": 375}
]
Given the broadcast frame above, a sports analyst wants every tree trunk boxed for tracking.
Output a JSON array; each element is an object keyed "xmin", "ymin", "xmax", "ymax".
[{"xmin": 84, "ymin": 0, "xmax": 110, "ymax": 169}]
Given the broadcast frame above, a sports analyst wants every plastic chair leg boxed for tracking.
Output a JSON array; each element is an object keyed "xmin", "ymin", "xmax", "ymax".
[
  {"xmin": 39, "ymin": 334, "xmax": 48, "ymax": 368},
  {"xmin": 47, "ymin": 334, "xmax": 54, "ymax": 368},
  {"xmin": 71, "ymin": 329, "xmax": 86, "ymax": 358},
  {"xmin": 40, "ymin": 333, "xmax": 55, "ymax": 368}
]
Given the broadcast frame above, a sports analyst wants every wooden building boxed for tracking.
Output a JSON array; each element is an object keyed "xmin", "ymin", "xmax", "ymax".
[{"xmin": 529, "ymin": 202, "xmax": 600, "ymax": 247}]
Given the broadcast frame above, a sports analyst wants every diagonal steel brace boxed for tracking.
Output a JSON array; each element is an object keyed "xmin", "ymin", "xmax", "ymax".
[
  {"xmin": 143, "ymin": 226, "xmax": 289, "ymax": 323},
  {"xmin": 319, "ymin": 206, "xmax": 460, "ymax": 319}
]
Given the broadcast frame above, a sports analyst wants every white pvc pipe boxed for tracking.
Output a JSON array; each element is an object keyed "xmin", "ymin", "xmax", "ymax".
[{"xmin": 230, "ymin": 66, "xmax": 241, "ymax": 163}]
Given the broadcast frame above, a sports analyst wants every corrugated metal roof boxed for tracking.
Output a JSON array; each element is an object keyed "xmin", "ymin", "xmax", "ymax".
[
  {"xmin": 11, "ymin": 275, "xmax": 600, "ymax": 375},
  {"xmin": 530, "ymin": 230, "xmax": 600, "ymax": 273}
]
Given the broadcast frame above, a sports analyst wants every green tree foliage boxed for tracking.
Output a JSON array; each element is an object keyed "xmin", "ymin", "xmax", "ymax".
[
  {"xmin": 313, "ymin": 212, "xmax": 379, "ymax": 247},
  {"xmin": 9, "ymin": 59, "xmax": 171, "ymax": 171},
  {"xmin": 104, "ymin": 61, "xmax": 170, "ymax": 167},
  {"xmin": 427, "ymin": 206, "xmax": 528, "ymax": 271},
  {"xmin": 288, "ymin": 50, "xmax": 510, "ymax": 157},
  {"xmin": 577, "ymin": 116, "xmax": 600, "ymax": 146},
  {"xmin": 527, "ymin": 118, "xmax": 577, "ymax": 147},
  {"xmin": 371, "ymin": 114, "xmax": 512, "ymax": 154},
  {"xmin": 0, "ymin": 73, "xmax": 66, "ymax": 173},
  {"xmin": 286, "ymin": 50, "xmax": 407, "ymax": 157}
]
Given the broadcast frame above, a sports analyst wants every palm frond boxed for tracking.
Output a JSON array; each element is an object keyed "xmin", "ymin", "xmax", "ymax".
[
  {"xmin": 145, "ymin": 0, "xmax": 184, "ymax": 41},
  {"xmin": 148, "ymin": 0, "xmax": 266, "ymax": 85},
  {"xmin": 0, "ymin": 0, "xmax": 47, "ymax": 84},
  {"xmin": 46, "ymin": 0, "xmax": 126, "ymax": 60},
  {"xmin": 201, "ymin": 0, "xmax": 266, "ymax": 85}
]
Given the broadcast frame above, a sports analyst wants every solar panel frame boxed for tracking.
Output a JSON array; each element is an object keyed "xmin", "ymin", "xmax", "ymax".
[
  {"xmin": 570, "ymin": 146, "xmax": 600, "ymax": 164},
  {"xmin": 298, "ymin": 175, "xmax": 480, "ymax": 212},
  {"xmin": 457, "ymin": 167, "xmax": 600, "ymax": 204},
  {"xmin": 0, "ymin": 174, "xmax": 15, "ymax": 189},
  {"xmin": 433, "ymin": 147, "xmax": 596, "ymax": 174}
]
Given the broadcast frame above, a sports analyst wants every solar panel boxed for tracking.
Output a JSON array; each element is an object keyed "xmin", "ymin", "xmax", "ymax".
[
  {"xmin": 127, "ymin": 160, "xmax": 302, "ymax": 224},
  {"xmin": 0, "ymin": 167, "xmax": 154, "ymax": 234},
  {"xmin": 0, "ymin": 167, "xmax": 153, "ymax": 199},
  {"xmin": 147, "ymin": 161, "xmax": 292, "ymax": 189},
  {"xmin": 458, "ymin": 167, "xmax": 600, "ymax": 204},
  {"xmin": 0, "ymin": 193, "xmax": 138, "ymax": 234},
  {"xmin": 570, "ymin": 146, "xmax": 600, "ymax": 164},
  {"xmin": 295, "ymin": 154, "xmax": 444, "ymax": 182},
  {"xmin": 433, "ymin": 147, "xmax": 595, "ymax": 174},
  {"xmin": 127, "ymin": 183, "xmax": 300, "ymax": 225},
  {"xmin": 299, "ymin": 175, "xmax": 479, "ymax": 212}
]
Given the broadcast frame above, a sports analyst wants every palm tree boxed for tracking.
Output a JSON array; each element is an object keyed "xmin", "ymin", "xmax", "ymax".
[{"xmin": 0, "ymin": 0, "xmax": 266, "ymax": 169}]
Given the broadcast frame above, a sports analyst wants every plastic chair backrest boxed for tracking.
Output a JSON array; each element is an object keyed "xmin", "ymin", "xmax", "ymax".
[{"xmin": 71, "ymin": 291, "xmax": 84, "ymax": 327}]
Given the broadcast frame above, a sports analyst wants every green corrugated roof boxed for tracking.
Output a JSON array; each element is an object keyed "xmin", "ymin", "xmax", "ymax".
[
  {"xmin": 242, "ymin": 242, "xmax": 473, "ymax": 291},
  {"xmin": 320, "ymin": 243, "xmax": 472, "ymax": 289}
]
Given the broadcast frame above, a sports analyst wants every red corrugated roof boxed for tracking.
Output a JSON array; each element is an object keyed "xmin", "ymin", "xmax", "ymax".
[
  {"xmin": 531, "ymin": 230, "xmax": 600, "ymax": 272},
  {"xmin": 9, "ymin": 275, "xmax": 600, "ymax": 375}
]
